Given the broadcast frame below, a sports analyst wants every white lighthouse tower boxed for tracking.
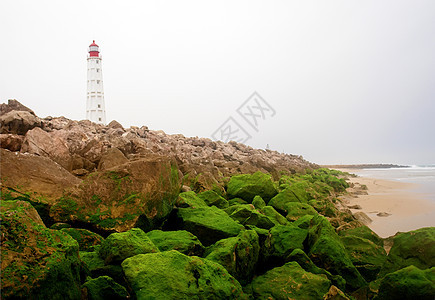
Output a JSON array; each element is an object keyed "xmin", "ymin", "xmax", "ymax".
[{"xmin": 86, "ymin": 40, "xmax": 106, "ymax": 124}]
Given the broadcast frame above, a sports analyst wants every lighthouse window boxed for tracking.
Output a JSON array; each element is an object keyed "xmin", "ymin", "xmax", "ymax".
[
  {"xmin": 99, "ymin": 118, "xmax": 102, "ymax": 121},
  {"xmin": 97, "ymin": 80, "xmax": 100, "ymax": 84},
  {"xmin": 96, "ymin": 60, "xmax": 99, "ymax": 64},
  {"xmin": 98, "ymin": 104, "xmax": 101, "ymax": 108},
  {"xmin": 96, "ymin": 69, "xmax": 99, "ymax": 72}
]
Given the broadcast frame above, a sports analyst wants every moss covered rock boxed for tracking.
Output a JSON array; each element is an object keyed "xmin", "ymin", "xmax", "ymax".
[
  {"xmin": 267, "ymin": 225, "xmax": 308, "ymax": 265},
  {"xmin": 82, "ymin": 276, "xmax": 129, "ymax": 300},
  {"xmin": 121, "ymin": 250, "xmax": 245, "ymax": 299},
  {"xmin": 80, "ymin": 251, "xmax": 105, "ymax": 272},
  {"xmin": 307, "ymin": 215, "xmax": 366, "ymax": 291},
  {"xmin": 251, "ymin": 261, "xmax": 331, "ymax": 299},
  {"xmin": 175, "ymin": 206, "xmax": 243, "ymax": 246},
  {"xmin": 198, "ymin": 190, "xmax": 229, "ymax": 209},
  {"xmin": 338, "ymin": 225, "xmax": 384, "ymax": 247},
  {"xmin": 1, "ymin": 200, "xmax": 82, "ymax": 299},
  {"xmin": 98, "ymin": 228, "xmax": 159, "ymax": 264},
  {"xmin": 205, "ymin": 230, "xmax": 260, "ymax": 284},
  {"xmin": 147, "ymin": 230, "xmax": 204, "ymax": 256},
  {"xmin": 176, "ymin": 191, "xmax": 208, "ymax": 208},
  {"xmin": 380, "ymin": 227, "xmax": 435, "ymax": 277},
  {"xmin": 225, "ymin": 204, "xmax": 275, "ymax": 230},
  {"xmin": 377, "ymin": 266, "xmax": 435, "ymax": 300},
  {"xmin": 252, "ymin": 195, "xmax": 266, "ymax": 209},
  {"xmin": 227, "ymin": 172, "xmax": 277, "ymax": 203},
  {"xmin": 61, "ymin": 228, "xmax": 104, "ymax": 251},
  {"xmin": 285, "ymin": 202, "xmax": 318, "ymax": 221},
  {"xmin": 341, "ymin": 235, "xmax": 387, "ymax": 282},
  {"xmin": 260, "ymin": 205, "xmax": 290, "ymax": 226}
]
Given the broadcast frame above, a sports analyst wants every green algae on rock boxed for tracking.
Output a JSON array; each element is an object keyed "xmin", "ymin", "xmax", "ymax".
[
  {"xmin": 98, "ymin": 228, "xmax": 159, "ymax": 264},
  {"xmin": 61, "ymin": 228, "xmax": 104, "ymax": 251},
  {"xmin": 260, "ymin": 205, "xmax": 290, "ymax": 226},
  {"xmin": 122, "ymin": 250, "xmax": 246, "ymax": 299},
  {"xmin": 379, "ymin": 227, "xmax": 435, "ymax": 277},
  {"xmin": 198, "ymin": 190, "xmax": 229, "ymax": 209},
  {"xmin": 252, "ymin": 195, "xmax": 266, "ymax": 209},
  {"xmin": 267, "ymin": 225, "xmax": 308, "ymax": 264},
  {"xmin": 224, "ymin": 204, "xmax": 275, "ymax": 230},
  {"xmin": 377, "ymin": 266, "xmax": 435, "ymax": 300},
  {"xmin": 175, "ymin": 206, "xmax": 243, "ymax": 246},
  {"xmin": 307, "ymin": 215, "xmax": 366, "ymax": 291},
  {"xmin": 147, "ymin": 229, "xmax": 204, "ymax": 256},
  {"xmin": 251, "ymin": 261, "xmax": 331, "ymax": 299},
  {"xmin": 82, "ymin": 276, "xmax": 129, "ymax": 300},
  {"xmin": 226, "ymin": 171, "xmax": 278, "ymax": 202},
  {"xmin": 176, "ymin": 191, "xmax": 208, "ymax": 208},
  {"xmin": 1, "ymin": 200, "xmax": 82, "ymax": 299},
  {"xmin": 338, "ymin": 225, "xmax": 384, "ymax": 247},
  {"xmin": 205, "ymin": 230, "xmax": 260, "ymax": 284}
]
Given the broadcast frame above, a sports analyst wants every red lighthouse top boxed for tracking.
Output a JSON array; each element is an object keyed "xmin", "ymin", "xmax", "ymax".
[{"xmin": 89, "ymin": 40, "xmax": 100, "ymax": 57}]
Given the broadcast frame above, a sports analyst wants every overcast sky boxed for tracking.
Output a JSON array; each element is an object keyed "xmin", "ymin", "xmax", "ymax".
[{"xmin": 1, "ymin": 0, "xmax": 434, "ymax": 165}]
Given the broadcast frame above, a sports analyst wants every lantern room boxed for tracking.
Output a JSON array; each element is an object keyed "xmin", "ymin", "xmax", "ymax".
[{"xmin": 89, "ymin": 40, "xmax": 99, "ymax": 57}]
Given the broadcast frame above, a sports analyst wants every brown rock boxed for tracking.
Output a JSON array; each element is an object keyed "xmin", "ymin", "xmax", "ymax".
[
  {"xmin": 323, "ymin": 285, "xmax": 350, "ymax": 300},
  {"xmin": 97, "ymin": 147, "xmax": 129, "ymax": 170},
  {"xmin": 50, "ymin": 155, "xmax": 180, "ymax": 232},
  {"xmin": 0, "ymin": 111, "xmax": 42, "ymax": 135},
  {"xmin": 0, "ymin": 148, "xmax": 81, "ymax": 203},
  {"xmin": 348, "ymin": 204, "xmax": 362, "ymax": 210},
  {"xmin": 377, "ymin": 212, "xmax": 391, "ymax": 217},
  {"xmin": 107, "ymin": 120, "xmax": 124, "ymax": 130},
  {"xmin": 0, "ymin": 99, "xmax": 35, "ymax": 116},
  {"xmin": 0, "ymin": 134, "xmax": 24, "ymax": 151},
  {"xmin": 21, "ymin": 127, "xmax": 72, "ymax": 171},
  {"xmin": 353, "ymin": 212, "xmax": 373, "ymax": 225}
]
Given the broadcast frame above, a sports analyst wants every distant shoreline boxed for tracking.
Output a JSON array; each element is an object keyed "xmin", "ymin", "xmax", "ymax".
[{"xmin": 322, "ymin": 164, "xmax": 409, "ymax": 169}]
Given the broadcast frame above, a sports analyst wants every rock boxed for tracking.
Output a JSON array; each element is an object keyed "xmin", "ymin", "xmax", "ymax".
[
  {"xmin": 266, "ymin": 225, "xmax": 308, "ymax": 265},
  {"xmin": 80, "ymin": 251, "xmax": 105, "ymax": 272},
  {"xmin": 1, "ymin": 200, "xmax": 82, "ymax": 299},
  {"xmin": 379, "ymin": 227, "xmax": 435, "ymax": 277},
  {"xmin": 252, "ymin": 195, "xmax": 266, "ymax": 209},
  {"xmin": 50, "ymin": 222, "xmax": 71, "ymax": 230},
  {"xmin": 287, "ymin": 249, "xmax": 346, "ymax": 291},
  {"xmin": 60, "ymin": 228, "xmax": 104, "ymax": 251},
  {"xmin": 82, "ymin": 276, "xmax": 129, "ymax": 300},
  {"xmin": 226, "ymin": 171, "xmax": 278, "ymax": 202},
  {"xmin": 197, "ymin": 190, "xmax": 229, "ymax": 209},
  {"xmin": 323, "ymin": 285, "xmax": 351, "ymax": 300},
  {"xmin": 251, "ymin": 261, "xmax": 331, "ymax": 299},
  {"xmin": 260, "ymin": 205, "xmax": 290, "ymax": 226},
  {"xmin": 0, "ymin": 99, "xmax": 36, "ymax": 116},
  {"xmin": 228, "ymin": 198, "xmax": 249, "ymax": 206},
  {"xmin": 348, "ymin": 204, "xmax": 362, "ymax": 209},
  {"xmin": 174, "ymin": 206, "xmax": 243, "ymax": 246},
  {"xmin": 307, "ymin": 215, "xmax": 366, "ymax": 291},
  {"xmin": 98, "ymin": 228, "xmax": 159, "ymax": 264},
  {"xmin": 0, "ymin": 110, "xmax": 41, "ymax": 135},
  {"xmin": 285, "ymin": 202, "xmax": 318, "ymax": 221},
  {"xmin": 176, "ymin": 191, "xmax": 208, "ymax": 208},
  {"xmin": 0, "ymin": 149, "xmax": 81, "ymax": 203},
  {"xmin": 180, "ymin": 185, "xmax": 192, "ymax": 192},
  {"xmin": 97, "ymin": 147, "xmax": 129, "ymax": 170},
  {"xmin": 205, "ymin": 230, "xmax": 260, "ymax": 284},
  {"xmin": 225, "ymin": 204, "xmax": 275, "ymax": 230},
  {"xmin": 377, "ymin": 212, "xmax": 391, "ymax": 217},
  {"xmin": 353, "ymin": 212, "xmax": 372, "ymax": 225},
  {"xmin": 121, "ymin": 250, "xmax": 245, "ymax": 299},
  {"xmin": 50, "ymin": 155, "xmax": 180, "ymax": 232},
  {"xmin": 377, "ymin": 266, "xmax": 435, "ymax": 300},
  {"xmin": 340, "ymin": 235, "xmax": 387, "ymax": 282},
  {"xmin": 146, "ymin": 230, "xmax": 204, "ymax": 256},
  {"xmin": 21, "ymin": 127, "xmax": 73, "ymax": 170},
  {"xmin": 0, "ymin": 133, "xmax": 24, "ymax": 151},
  {"xmin": 338, "ymin": 225, "xmax": 383, "ymax": 247},
  {"xmin": 107, "ymin": 120, "xmax": 124, "ymax": 130}
]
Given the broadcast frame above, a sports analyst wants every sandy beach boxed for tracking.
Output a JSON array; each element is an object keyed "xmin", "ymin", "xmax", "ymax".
[{"xmin": 339, "ymin": 173, "xmax": 435, "ymax": 238}]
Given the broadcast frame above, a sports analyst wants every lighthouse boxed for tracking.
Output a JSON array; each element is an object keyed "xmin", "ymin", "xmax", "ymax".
[{"xmin": 86, "ymin": 40, "xmax": 106, "ymax": 124}]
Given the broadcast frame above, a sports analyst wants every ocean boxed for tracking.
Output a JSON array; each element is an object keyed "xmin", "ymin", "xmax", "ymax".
[{"xmin": 351, "ymin": 165, "xmax": 435, "ymax": 201}]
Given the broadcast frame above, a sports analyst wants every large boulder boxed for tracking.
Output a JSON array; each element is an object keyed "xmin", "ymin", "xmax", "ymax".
[
  {"xmin": 251, "ymin": 261, "xmax": 331, "ymax": 299},
  {"xmin": 205, "ymin": 230, "xmax": 260, "ymax": 284},
  {"xmin": 340, "ymin": 235, "xmax": 387, "ymax": 282},
  {"xmin": 0, "ymin": 99, "xmax": 36, "ymax": 116},
  {"xmin": 97, "ymin": 147, "xmax": 129, "ymax": 171},
  {"xmin": 377, "ymin": 266, "xmax": 435, "ymax": 300},
  {"xmin": 224, "ymin": 204, "xmax": 275, "ymax": 229},
  {"xmin": 0, "ymin": 110, "xmax": 41, "ymax": 135},
  {"xmin": 266, "ymin": 225, "xmax": 308, "ymax": 265},
  {"xmin": 121, "ymin": 250, "xmax": 245, "ymax": 299},
  {"xmin": 338, "ymin": 225, "xmax": 384, "ymax": 247},
  {"xmin": 173, "ymin": 206, "xmax": 244, "ymax": 246},
  {"xmin": 147, "ymin": 230, "xmax": 204, "ymax": 256},
  {"xmin": 0, "ymin": 148, "xmax": 81, "ymax": 203},
  {"xmin": 379, "ymin": 227, "xmax": 435, "ymax": 277},
  {"xmin": 21, "ymin": 127, "xmax": 73, "ymax": 170},
  {"xmin": 176, "ymin": 191, "xmax": 208, "ymax": 208},
  {"xmin": 226, "ymin": 171, "xmax": 278, "ymax": 202},
  {"xmin": 1, "ymin": 200, "xmax": 82, "ymax": 299},
  {"xmin": 60, "ymin": 228, "xmax": 104, "ymax": 251},
  {"xmin": 197, "ymin": 190, "xmax": 229, "ymax": 209},
  {"xmin": 50, "ymin": 155, "xmax": 180, "ymax": 232},
  {"xmin": 82, "ymin": 276, "xmax": 129, "ymax": 300},
  {"xmin": 307, "ymin": 215, "xmax": 366, "ymax": 291},
  {"xmin": 0, "ymin": 133, "xmax": 24, "ymax": 151},
  {"xmin": 98, "ymin": 228, "xmax": 159, "ymax": 264}
]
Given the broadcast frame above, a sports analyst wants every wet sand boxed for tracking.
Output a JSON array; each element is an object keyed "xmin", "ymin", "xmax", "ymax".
[{"xmin": 341, "ymin": 174, "xmax": 435, "ymax": 238}]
